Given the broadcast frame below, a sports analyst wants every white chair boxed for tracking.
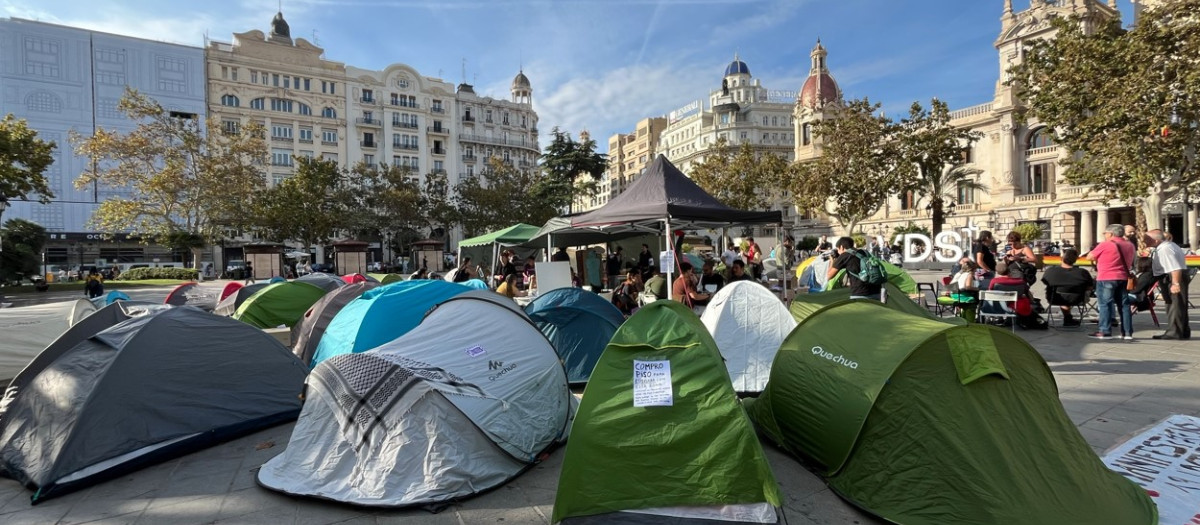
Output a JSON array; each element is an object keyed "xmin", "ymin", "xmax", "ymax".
[{"xmin": 977, "ymin": 290, "xmax": 1018, "ymax": 332}]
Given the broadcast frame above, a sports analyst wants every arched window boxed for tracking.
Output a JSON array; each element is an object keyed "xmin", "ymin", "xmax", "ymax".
[
  {"xmin": 298, "ymin": 103, "xmax": 311, "ymax": 116},
  {"xmin": 249, "ymin": 98, "xmax": 265, "ymax": 110},
  {"xmin": 801, "ymin": 123, "xmax": 811, "ymax": 146},
  {"xmin": 322, "ymin": 107, "xmax": 337, "ymax": 119},
  {"xmin": 220, "ymin": 94, "xmax": 239, "ymax": 107},
  {"xmin": 1028, "ymin": 128, "xmax": 1055, "ymax": 149}
]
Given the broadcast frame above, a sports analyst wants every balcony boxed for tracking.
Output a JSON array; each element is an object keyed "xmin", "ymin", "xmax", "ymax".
[
  {"xmin": 298, "ymin": 138, "xmax": 313, "ymax": 144},
  {"xmin": 321, "ymin": 140, "xmax": 338, "ymax": 146},
  {"xmin": 390, "ymin": 100, "xmax": 419, "ymax": 109},
  {"xmin": 462, "ymin": 115, "xmax": 475, "ymax": 122},
  {"xmin": 360, "ymin": 96, "xmax": 375, "ymax": 104},
  {"xmin": 432, "ymin": 148, "xmax": 446, "ymax": 156},
  {"xmin": 948, "ymin": 102, "xmax": 993, "ymax": 121},
  {"xmin": 394, "ymin": 121, "xmax": 418, "ymax": 129},
  {"xmin": 431, "ymin": 168, "xmax": 447, "ymax": 175},
  {"xmin": 519, "ymin": 160, "xmax": 534, "ymax": 169},
  {"xmin": 356, "ymin": 117, "xmax": 381, "ymax": 127},
  {"xmin": 955, "ymin": 202, "xmax": 981, "ymax": 212},
  {"xmin": 270, "ymin": 135, "xmax": 293, "ymax": 143},
  {"xmin": 431, "ymin": 107, "xmax": 445, "ymax": 114},
  {"xmin": 1025, "ymin": 145, "xmax": 1060, "ymax": 159},
  {"xmin": 462, "ymin": 154, "xmax": 477, "ymax": 162},
  {"xmin": 360, "ymin": 140, "xmax": 377, "ymax": 149},
  {"xmin": 395, "ymin": 143, "xmax": 419, "ymax": 151},
  {"xmin": 895, "ymin": 209, "xmax": 919, "ymax": 218},
  {"xmin": 427, "ymin": 126, "xmax": 449, "ymax": 135},
  {"xmin": 457, "ymin": 133, "xmax": 539, "ymax": 151},
  {"xmin": 1059, "ymin": 184, "xmax": 1094, "ymax": 197},
  {"xmin": 1016, "ymin": 192, "xmax": 1052, "ymax": 203}
]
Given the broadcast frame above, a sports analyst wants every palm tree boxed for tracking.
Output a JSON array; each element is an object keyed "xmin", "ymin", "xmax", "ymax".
[
  {"xmin": 897, "ymin": 99, "xmax": 984, "ymax": 236},
  {"xmin": 911, "ymin": 162, "xmax": 986, "ymax": 237}
]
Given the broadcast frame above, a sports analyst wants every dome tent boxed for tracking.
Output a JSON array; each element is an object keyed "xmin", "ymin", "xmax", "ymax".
[
  {"xmin": 790, "ymin": 281, "xmax": 961, "ymax": 324},
  {"xmin": 163, "ymin": 282, "xmax": 216, "ymax": 311},
  {"xmin": 290, "ymin": 282, "xmax": 379, "ymax": 367},
  {"xmin": 552, "ymin": 301, "xmax": 782, "ymax": 524},
  {"xmin": 213, "ymin": 282, "xmax": 268, "ymax": 316},
  {"xmin": 233, "ymin": 281, "xmax": 328, "ymax": 329},
  {"xmin": 524, "ymin": 287, "xmax": 625, "ymax": 384},
  {"xmin": 295, "ymin": 272, "xmax": 344, "ymax": 293},
  {"xmin": 219, "ymin": 281, "xmax": 243, "ymax": 301},
  {"xmin": 745, "ymin": 300, "xmax": 1156, "ymax": 525},
  {"xmin": 699, "ymin": 281, "xmax": 796, "ymax": 394},
  {"xmin": 0, "ymin": 307, "xmax": 306, "ymax": 504},
  {"xmin": 258, "ymin": 293, "xmax": 572, "ymax": 507},
  {"xmin": 825, "ymin": 258, "xmax": 917, "ymax": 295},
  {"xmin": 310, "ymin": 280, "xmax": 470, "ymax": 367}
]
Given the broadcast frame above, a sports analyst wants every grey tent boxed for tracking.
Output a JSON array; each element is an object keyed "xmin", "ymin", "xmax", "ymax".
[
  {"xmin": 290, "ymin": 281, "xmax": 379, "ymax": 366},
  {"xmin": 0, "ymin": 307, "xmax": 307, "ymax": 504},
  {"xmin": 295, "ymin": 272, "xmax": 345, "ymax": 293},
  {"xmin": 213, "ymin": 282, "xmax": 269, "ymax": 316},
  {"xmin": 258, "ymin": 291, "xmax": 573, "ymax": 507}
]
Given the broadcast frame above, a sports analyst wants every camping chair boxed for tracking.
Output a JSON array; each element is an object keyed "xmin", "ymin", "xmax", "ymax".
[
  {"xmin": 977, "ymin": 290, "xmax": 1018, "ymax": 332},
  {"xmin": 1131, "ymin": 281, "xmax": 1161, "ymax": 328},
  {"xmin": 916, "ymin": 282, "xmax": 937, "ymax": 313},
  {"xmin": 1045, "ymin": 285, "xmax": 1093, "ymax": 330},
  {"xmin": 1189, "ymin": 268, "xmax": 1197, "ymax": 309}
]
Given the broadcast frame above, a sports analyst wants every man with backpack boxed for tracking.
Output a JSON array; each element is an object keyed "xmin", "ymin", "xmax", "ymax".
[{"xmin": 827, "ymin": 237, "xmax": 885, "ymax": 300}]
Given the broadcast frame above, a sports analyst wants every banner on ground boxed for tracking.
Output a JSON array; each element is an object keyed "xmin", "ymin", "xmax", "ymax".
[{"xmin": 1102, "ymin": 414, "xmax": 1200, "ymax": 525}]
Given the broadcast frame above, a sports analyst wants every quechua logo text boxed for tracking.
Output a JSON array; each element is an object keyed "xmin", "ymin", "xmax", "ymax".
[{"xmin": 811, "ymin": 346, "xmax": 858, "ymax": 369}]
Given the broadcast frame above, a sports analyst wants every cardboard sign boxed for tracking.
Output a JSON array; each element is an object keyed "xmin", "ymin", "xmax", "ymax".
[{"xmin": 633, "ymin": 360, "xmax": 672, "ymax": 407}]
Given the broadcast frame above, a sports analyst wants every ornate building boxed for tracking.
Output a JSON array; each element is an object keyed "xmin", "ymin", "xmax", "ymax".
[{"xmin": 454, "ymin": 71, "xmax": 541, "ymax": 189}]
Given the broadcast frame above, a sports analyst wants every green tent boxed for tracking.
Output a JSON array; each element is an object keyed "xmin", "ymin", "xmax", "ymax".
[
  {"xmin": 233, "ymin": 281, "xmax": 329, "ymax": 329},
  {"xmin": 791, "ymin": 282, "xmax": 964, "ymax": 325},
  {"xmin": 746, "ymin": 300, "xmax": 1157, "ymax": 525},
  {"xmin": 824, "ymin": 259, "xmax": 917, "ymax": 295},
  {"xmin": 458, "ymin": 223, "xmax": 541, "ymax": 248},
  {"xmin": 368, "ymin": 273, "xmax": 405, "ymax": 284},
  {"xmin": 552, "ymin": 300, "xmax": 782, "ymax": 524}
]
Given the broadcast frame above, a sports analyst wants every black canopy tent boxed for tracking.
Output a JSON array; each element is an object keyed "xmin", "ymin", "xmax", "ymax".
[{"xmin": 568, "ymin": 155, "xmax": 783, "ymax": 300}]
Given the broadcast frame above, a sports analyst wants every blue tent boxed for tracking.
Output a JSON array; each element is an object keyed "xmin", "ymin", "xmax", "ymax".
[
  {"xmin": 310, "ymin": 280, "xmax": 470, "ymax": 367},
  {"xmin": 462, "ymin": 279, "xmax": 489, "ymax": 290},
  {"xmin": 524, "ymin": 288, "xmax": 625, "ymax": 384}
]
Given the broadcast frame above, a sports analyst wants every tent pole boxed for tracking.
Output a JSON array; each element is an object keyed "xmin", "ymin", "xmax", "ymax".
[
  {"xmin": 664, "ymin": 217, "xmax": 672, "ymax": 301},
  {"xmin": 456, "ymin": 245, "xmax": 462, "ymax": 274},
  {"xmin": 547, "ymin": 234, "xmax": 552, "ymax": 262},
  {"xmin": 492, "ymin": 243, "xmax": 499, "ymax": 288},
  {"xmin": 779, "ymin": 221, "xmax": 787, "ymax": 304}
]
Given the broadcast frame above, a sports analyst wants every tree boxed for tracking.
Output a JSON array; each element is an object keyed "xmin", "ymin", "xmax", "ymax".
[
  {"xmin": 539, "ymin": 128, "xmax": 607, "ymax": 211},
  {"xmin": 421, "ymin": 170, "xmax": 457, "ymax": 238},
  {"xmin": 896, "ymin": 99, "xmax": 984, "ymax": 236},
  {"xmin": 1007, "ymin": 4, "xmax": 1200, "ymax": 228},
  {"xmin": 253, "ymin": 157, "xmax": 350, "ymax": 251},
  {"xmin": 73, "ymin": 88, "xmax": 267, "ymax": 268},
  {"xmin": 456, "ymin": 158, "xmax": 558, "ymax": 237},
  {"xmin": 791, "ymin": 98, "xmax": 908, "ymax": 233},
  {"xmin": 344, "ymin": 162, "xmax": 423, "ymax": 258},
  {"xmin": 0, "ymin": 114, "xmax": 56, "ymax": 206},
  {"xmin": 0, "ymin": 218, "xmax": 47, "ymax": 283},
  {"xmin": 691, "ymin": 138, "xmax": 791, "ymax": 210}
]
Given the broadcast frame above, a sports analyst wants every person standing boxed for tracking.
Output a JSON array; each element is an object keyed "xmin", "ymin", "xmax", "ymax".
[
  {"xmin": 973, "ymin": 231, "xmax": 998, "ymax": 288},
  {"xmin": 817, "ymin": 235, "xmax": 833, "ymax": 252},
  {"xmin": 606, "ymin": 246, "xmax": 624, "ymax": 291},
  {"xmin": 1147, "ymin": 229, "xmax": 1191, "ymax": 340},
  {"xmin": 1087, "ymin": 224, "xmax": 1135, "ymax": 340},
  {"xmin": 746, "ymin": 237, "xmax": 763, "ymax": 280},
  {"xmin": 244, "ymin": 261, "xmax": 256, "ymax": 285},
  {"xmin": 827, "ymin": 237, "xmax": 881, "ymax": 301}
]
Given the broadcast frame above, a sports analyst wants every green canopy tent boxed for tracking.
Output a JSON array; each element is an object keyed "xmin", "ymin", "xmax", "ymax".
[
  {"xmin": 552, "ymin": 301, "xmax": 782, "ymax": 524},
  {"xmin": 457, "ymin": 223, "xmax": 541, "ymax": 283},
  {"xmin": 791, "ymin": 282, "xmax": 964, "ymax": 324},
  {"xmin": 745, "ymin": 300, "xmax": 1157, "ymax": 525},
  {"xmin": 233, "ymin": 281, "xmax": 329, "ymax": 329},
  {"xmin": 824, "ymin": 258, "xmax": 917, "ymax": 295}
]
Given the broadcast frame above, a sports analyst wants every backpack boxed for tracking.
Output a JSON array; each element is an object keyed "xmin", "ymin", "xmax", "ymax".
[{"xmin": 851, "ymin": 250, "xmax": 889, "ymax": 286}]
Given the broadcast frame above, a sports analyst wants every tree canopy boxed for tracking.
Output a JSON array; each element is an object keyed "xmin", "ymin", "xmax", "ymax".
[
  {"xmin": 1007, "ymin": 2, "xmax": 1200, "ymax": 227},
  {"xmin": 0, "ymin": 114, "xmax": 56, "ymax": 204},
  {"xmin": 0, "ymin": 218, "xmax": 47, "ymax": 282},
  {"xmin": 896, "ymin": 99, "xmax": 983, "ymax": 235},
  {"xmin": 540, "ymin": 127, "xmax": 606, "ymax": 212},
  {"xmin": 251, "ymin": 156, "xmax": 350, "ymax": 251},
  {"xmin": 455, "ymin": 158, "xmax": 559, "ymax": 237},
  {"xmin": 73, "ymin": 88, "xmax": 266, "ymax": 266},
  {"xmin": 791, "ymin": 98, "xmax": 908, "ymax": 233},
  {"xmin": 691, "ymin": 138, "xmax": 791, "ymax": 211}
]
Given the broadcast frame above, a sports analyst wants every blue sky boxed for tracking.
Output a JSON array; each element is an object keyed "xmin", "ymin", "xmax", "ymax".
[{"xmin": 2, "ymin": 0, "xmax": 1135, "ymax": 153}]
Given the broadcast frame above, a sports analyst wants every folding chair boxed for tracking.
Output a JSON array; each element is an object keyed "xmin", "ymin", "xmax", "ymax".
[
  {"xmin": 1045, "ymin": 285, "xmax": 1093, "ymax": 330},
  {"xmin": 916, "ymin": 282, "xmax": 938, "ymax": 314},
  {"xmin": 977, "ymin": 290, "xmax": 1018, "ymax": 332}
]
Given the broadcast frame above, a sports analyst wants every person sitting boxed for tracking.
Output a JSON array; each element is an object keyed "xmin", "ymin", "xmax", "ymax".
[
  {"xmin": 699, "ymin": 260, "xmax": 725, "ymax": 293},
  {"xmin": 1126, "ymin": 256, "xmax": 1157, "ymax": 314},
  {"xmin": 611, "ymin": 269, "xmax": 641, "ymax": 316},
  {"xmin": 642, "ymin": 268, "xmax": 668, "ymax": 304},
  {"xmin": 728, "ymin": 259, "xmax": 752, "ymax": 283},
  {"xmin": 987, "ymin": 261, "xmax": 1045, "ymax": 328},
  {"xmin": 1041, "ymin": 248, "xmax": 1094, "ymax": 327},
  {"xmin": 496, "ymin": 274, "xmax": 525, "ymax": 299},
  {"xmin": 521, "ymin": 257, "xmax": 537, "ymax": 291},
  {"xmin": 409, "ymin": 267, "xmax": 429, "ymax": 280},
  {"xmin": 672, "ymin": 262, "xmax": 712, "ymax": 306},
  {"xmin": 952, "ymin": 258, "xmax": 979, "ymax": 293}
]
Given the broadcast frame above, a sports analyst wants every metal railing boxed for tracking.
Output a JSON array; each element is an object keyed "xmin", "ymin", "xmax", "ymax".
[
  {"xmin": 462, "ymin": 115, "xmax": 475, "ymax": 122},
  {"xmin": 394, "ymin": 121, "xmax": 418, "ymax": 129},
  {"xmin": 360, "ymin": 141, "xmax": 377, "ymax": 148},
  {"xmin": 462, "ymin": 154, "xmax": 477, "ymax": 162},
  {"xmin": 427, "ymin": 126, "xmax": 449, "ymax": 134},
  {"xmin": 356, "ymin": 118, "xmax": 381, "ymax": 126},
  {"xmin": 431, "ymin": 107, "xmax": 445, "ymax": 114},
  {"xmin": 394, "ymin": 143, "xmax": 418, "ymax": 151}
]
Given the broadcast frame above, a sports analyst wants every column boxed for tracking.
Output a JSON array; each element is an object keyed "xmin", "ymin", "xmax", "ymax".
[
  {"xmin": 1188, "ymin": 203, "xmax": 1199, "ymax": 250},
  {"xmin": 1095, "ymin": 208, "xmax": 1109, "ymax": 239},
  {"xmin": 1080, "ymin": 209, "xmax": 1095, "ymax": 251}
]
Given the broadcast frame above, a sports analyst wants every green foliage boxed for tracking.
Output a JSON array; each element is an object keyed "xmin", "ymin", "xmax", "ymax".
[
  {"xmin": 892, "ymin": 221, "xmax": 931, "ymax": 239},
  {"xmin": 0, "ymin": 114, "xmax": 56, "ymax": 203},
  {"xmin": 252, "ymin": 157, "xmax": 351, "ymax": 249},
  {"xmin": 797, "ymin": 235, "xmax": 820, "ymax": 251},
  {"xmin": 0, "ymin": 218, "xmax": 47, "ymax": 282},
  {"xmin": 539, "ymin": 128, "xmax": 607, "ymax": 211},
  {"xmin": 456, "ymin": 158, "xmax": 560, "ymax": 237},
  {"xmin": 792, "ymin": 98, "xmax": 908, "ymax": 233},
  {"xmin": 72, "ymin": 87, "xmax": 267, "ymax": 254},
  {"xmin": 896, "ymin": 99, "xmax": 984, "ymax": 235},
  {"xmin": 1007, "ymin": 3, "xmax": 1200, "ymax": 226},
  {"xmin": 421, "ymin": 171, "xmax": 457, "ymax": 239},
  {"xmin": 850, "ymin": 233, "xmax": 867, "ymax": 248},
  {"xmin": 343, "ymin": 162, "xmax": 423, "ymax": 246},
  {"xmin": 691, "ymin": 138, "xmax": 791, "ymax": 210},
  {"xmin": 120, "ymin": 267, "xmax": 198, "ymax": 281},
  {"xmin": 1013, "ymin": 223, "xmax": 1044, "ymax": 244}
]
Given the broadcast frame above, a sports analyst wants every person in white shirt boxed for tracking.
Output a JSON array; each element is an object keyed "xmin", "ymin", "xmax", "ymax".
[
  {"xmin": 721, "ymin": 244, "xmax": 738, "ymax": 268},
  {"xmin": 1147, "ymin": 229, "xmax": 1190, "ymax": 340}
]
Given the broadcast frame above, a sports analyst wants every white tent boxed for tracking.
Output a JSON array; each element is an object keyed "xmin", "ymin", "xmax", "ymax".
[
  {"xmin": 700, "ymin": 281, "xmax": 796, "ymax": 394},
  {"xmin": 258, "ymin": 291, "xmax": 573, "ymax": 507}
]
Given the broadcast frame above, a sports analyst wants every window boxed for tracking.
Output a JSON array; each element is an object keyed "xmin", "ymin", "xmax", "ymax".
[
  {"xmin": 801, "ymin": 123, "xmax": 811, "ymax": 146},
  {"xmin": 222, "ymin": 120, "xmax": 240, "ymax": 135},
  {"xmin": 899, "ymin": 190, "xmax": 916, "ymax": 210},
  {"xmin": 283, "ymin": 77, "xmax": 290, "ymax": 89},
  {"xmin": 1027, "ymin": 163, "xmax": 1054, "ymax": 194},
  {"xmin": 303, "ymin": 78, "xmax": 310, "ymax": 91},
  {"xmin": 231, "ymin": 68, "xmax": 237, "ymax": 81},
  {"xmin": 322, "ymin": 107, "xmax": 337, "ymax": 119},
  {"xmin": 772, "ymin": 116, "xmax": 778, "ymax": 126},
  {"xmin": 393, "ymin": 156, "xmax": 402, "ymax": 167},
  {"xmin": 363, "ymin": 132, "xmax": 375, "ymax": 146},
  {"xmin": 322, "ymin": 129, "xmax": 338, "ymax": 144},
  {"xmin": 250, "ymin": 98, "xmax": 265, "ymax": 110},
  {"xmin": 294, "ymin": 76, "xmax": 301, "ymax": 89},
  {"xmin": 272, "ymin": 74, "xmax": 280, "ymax": 87},
  {"xmin": 298, "ymin": 103, "xmax": 311, "ymax": 116},
  {"xmin": 271, "ymin": 124, "xmax": 292, "ymax": 139},
  {"xmin": 957, "ymin": 180, "xmax": 976, "ymax": 204},
  {"xmin": 434, "ymin": 160, "xmax": 444, "ymax": 172},
  {"xmin": 486, "ymin": 109, "xmax": 493, "ymax": 123},
  {"xmin": 322, "ymin": 152, "xmax": 338, "ymax": 162},
  {"xmin": 961, "ymin": 147, "xmax": 974, "ymax": 164},
  {"xmin": 299, "ymin": 128, "xmax": 313, "ymax": 142},
  {"xmin": 271, "ymin": 148, "xmax": 294, "ymax": 166},
  {"xmin": 221, "ymin": 94, "xmax": 239, "ymax": 107},
  {"xmin": 432, "ymin": 100, "xmax": 444, "ymax": 112},
  {"xmin": 363, "ymin": 110, "xmax": 374, "ymax": 122},
  {"xmin": 392, "ymin": 133, "xmax": 401, "ymax": 146},
  {"xmin": 362, "ymin": 89, "xmax": 374, "ymax": 103},
  {"xmin": 1028, "ymin": 128, "xmax": 1055, "ymax": 149},
  {"xmin": 391, "ymin": 93, "xmax": 399, "ymax": 105},
  {"xmin": 270, "ymin": 98, "xmax": 293, "ymax": 112},
  {"xmin": 272, "ymin": 174, "xmax": 287, "ymax": 186},
  {"xmin": 720, "ymin": 113, "xmax": 729, "ymax": 124},
  {"xmin": 502, "ymin": 112, "xmax": 509, "ymax": 125},
  {"xmin": 299, "ymin": 150, "xmax": 314, "ymax": 159},
  {"xmin": 363, "ymin": 154, "xmax": 375, "ymax": 165},
  {"xmin": 251, "ymin": 70, "xmax": 258, "ymax": 83},
  {"xmin": 763, "ymin": 116, "xmax": 769, "ymax": 125}
]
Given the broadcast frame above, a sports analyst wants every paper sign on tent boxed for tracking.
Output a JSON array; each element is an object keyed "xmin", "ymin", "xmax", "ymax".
[{"xmin": 633, "ymin": 360, "xmax": 672, "ymax": 407}]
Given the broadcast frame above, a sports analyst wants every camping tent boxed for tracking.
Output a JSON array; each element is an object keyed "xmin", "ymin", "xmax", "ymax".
[
  {"xmin": 790, "ymin": 282, "xmax": 961, "ymax": 324},
  {"xmin": 745, "ymin": 300, "xmax": 1156, "ymax": 525},
  {"xmin": 290, "ymin": 282, "xmax": 379, "ymax": 366},
  {"xmin": 258, "ymin": 293, "xmax": 572, "ymax": 507},
  {"xmin": 89, "ymin": 290, "xmax": 130, "ymax": 308},
  {"xmin": 524, "ymin": 287, "xmax": 625, "ymax": 384},
  {"xmin": 825, "ymin": 258, "xmax": 917, "ymax": 295},
  {"xmin": 699, "ymin": 281, "xmax": 796, "ymax": 394},
  {"xmin": 295, "ymin": 272, "xmax": 345, "ymax": 292},
  {"xmin": 310, "ymin": 280, "xmax": 470, "ymax": 367},
  {"xmin": 552, "ymin": 301, "xmax": 782, "ymax": 524},
  {"xmin": 0, "ymin": 300, "xmax": 156, "ymax": 385},
  {"xmin": 341, "ymin": 273, "xmax": 379, "ymax": 285},
  {"xmin": 462, "ymin": 278, "xmax": 489, "ymax": 290},
  {"xmin": 367, "ymin": 273, "xmax": 404, "ymax": 284},
  {"xmin": 219, "ymin": 282, "xmax": 243, "ymax": 301},
  {"xmin": 233, "ymin": 281, "xmax": 329, "ymax": 329},
  {"xmin": 0, "ymin": 307, "xmax": 307, "ymax": 504},
  {"xmin": 213, "ymin": 282, "xmax": 269, "ymax": 316},
  {"xmin": 163, "ymin": 282, "xmax": 217, "ymax": 311}
]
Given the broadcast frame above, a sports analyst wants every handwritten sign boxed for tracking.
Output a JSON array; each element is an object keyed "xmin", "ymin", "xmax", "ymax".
[
  {"xmin": 659, "ymin": 251, "xmax": 674, "ymax": 274},
  {"xmin": 1102, "ymin": 414, "xmax": 1200, "ymax": 525},
  {"xmin": 633, "ymin": 360, "xmax": 672, "ymax": 407}
]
